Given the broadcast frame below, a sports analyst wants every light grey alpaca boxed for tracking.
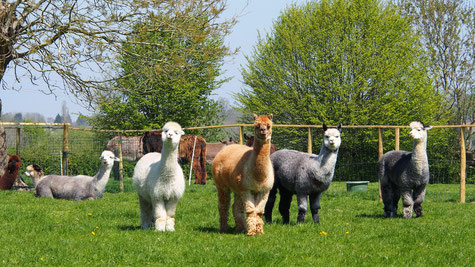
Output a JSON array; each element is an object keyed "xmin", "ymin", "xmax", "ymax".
[
  {"xmin": 264, "ymin": 124, "xmax": 341, "ymax": 224},
  {"xmin": 34, "ymin": 150, "xmax": 118, "ymax": 201},
  {"xmin": 378, "ymin": 121, "xmax": 432, "ymax": 218}
]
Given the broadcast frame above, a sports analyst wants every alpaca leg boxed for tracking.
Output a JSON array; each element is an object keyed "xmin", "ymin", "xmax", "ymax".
[
  {"xmin": 244, "ymin": 192, "xmax": 259, "ymax": 236},
  {"xmin": 309, "ymin": 192, "xmax": 322, "ymax": 224},
  {"xmin": 217, "ymin": 187, "xmax": 231, "ymax": 232},
  {"xmin": 232, "ymin": 193, "xmax": 247, "ymax": 233},
  {"xmin": 246, "ymin": 212, "xmax": 258, "ymax": 236},
  {"xmin": 138, "ymin": 195, "xmax": 154, "ymax": 229},
  {"xmin": 381, "ymin": 179, "xmax": 397, "ymax": 218},
  {"xmin": 278, "ymin": 188, "xmax": 293, "ymax": 224},
  {"xmin": 413, "ymin": 185, "xmax": 426, "ymax": 217},
  {"xmin": 200, "ymin": 158, "xmax": 207, "ymax": 185},
  {"xmin": 255, "ymin": 192, "xmax": 269, "ymax": 234},
  {"xmin": 165, "ymin": 200, "xmax": 178, "ymax": 231},
  {"xmin": 193, "ymin": 159, "xmax": 201, "ymax": 184},
  {"xmin": 401, "ymin": 190, "xmax": 414, "ymax": 219},
  {"xmin": 152, "ymin": 200, "xmax": 167, "ymax": 231},
  {"xmin": 264, "ymin": 185, "xmax": 278, "ymax": 223},
  {"xmin": 296, "ymin": 193, "xmax": 308, "ymax": 223}
]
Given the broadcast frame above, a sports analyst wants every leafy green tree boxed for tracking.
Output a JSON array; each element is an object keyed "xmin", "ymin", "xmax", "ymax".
[
  {"xmin": 89, "ymin": 1, "xmax": 236, "ymax": 133},
  {"xmin": 237, "ymin": 0, "xmax": 443, "ymax": 131}
]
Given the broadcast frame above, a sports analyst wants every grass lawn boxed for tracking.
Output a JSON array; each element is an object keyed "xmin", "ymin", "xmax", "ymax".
[{"xmin": 0, "ymin": 179, "xmax": 473, "ymax": 266}]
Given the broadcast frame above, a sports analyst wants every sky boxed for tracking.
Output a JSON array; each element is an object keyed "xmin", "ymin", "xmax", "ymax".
[{"xmin": 1, "ymin": 0, "xmax": 307, "ymax": 122}]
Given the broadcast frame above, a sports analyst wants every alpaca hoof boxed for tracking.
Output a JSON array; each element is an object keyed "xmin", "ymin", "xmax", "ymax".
[{"xmin": 414, "ymin": 206, "xmax": 423, "ymax": 217}]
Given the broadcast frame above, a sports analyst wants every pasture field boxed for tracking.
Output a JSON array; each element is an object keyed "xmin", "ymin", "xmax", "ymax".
[{"xmin": 0, "ymin": 179, "xmax": 473, "ymax": 266}]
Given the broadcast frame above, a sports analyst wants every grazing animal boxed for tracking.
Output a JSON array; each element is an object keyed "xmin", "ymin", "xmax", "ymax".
[
  {"xmin": 265, "ymin": 124, "xmax": 342, "ymax": 224},
  {"xmin": 106, "ymin": 136, "xmax": 143, "ymax": 161},
  {"xmin": 34, "ymin": 151, "xmax": 118, "ymax": 200},
  {"xmin": 24, "ymin": 164, "xmax": 44, "ymax": 187},
  {"xmin": 142, "ymin": 131, "xmax": 208, "ymax": 184},
  {"xmin": 0, "ymin": 155, "xmax": 21, "ymax": 190},
  {"xmin": 212, "ymin": 114, "xmax": 274, "ymax": 236},
  {"xmin": 206, "ymin": 138, "xmax": 238, "ymax": 164},
  {"xmin": 133, "ymin": 122, "xmax": 185, "ymax": 231},
  {"xmin": 378, "ymin": 121, "xmax": 432, "ymax": 218},
  {"xmin": 244, "ymin": 134, "xmax": 277, "ymax": 154}
]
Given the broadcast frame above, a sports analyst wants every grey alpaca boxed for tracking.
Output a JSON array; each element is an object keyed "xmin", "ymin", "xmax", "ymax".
[
  {"xmin": 35, "ymin": 150, "xmax": 118, "ymax": 201},
  {"xmin": 264, "ymin": 124, "xmax": 342, "ymax": 224},
  {"xmin": 378, "ymin": 121, "xmax": 432, "ymax": 218}
]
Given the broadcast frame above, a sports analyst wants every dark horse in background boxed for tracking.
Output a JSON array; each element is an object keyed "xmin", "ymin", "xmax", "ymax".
[{"xmin": 142, "ymin": 131, "xmax": 208, "ymax": 184}]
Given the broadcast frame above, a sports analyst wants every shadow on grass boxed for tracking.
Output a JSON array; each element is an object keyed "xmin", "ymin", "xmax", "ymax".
[
  {"xmin": 194, "ymin": 226, "xmax": 247, "ymax": 235},
  {"xmin": 118, "ymin": 225, "xmax": 142, "ymax": 231},
  {"xmin": 356, "ymin": 213, "xmax": 387, "ymax": 219}
]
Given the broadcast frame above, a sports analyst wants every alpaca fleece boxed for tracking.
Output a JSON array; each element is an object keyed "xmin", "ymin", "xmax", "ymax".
[
  {"xmin": 0, "ymin": 155, "xmax": 21, "ymax": 190},
  {"xmin": 212, "ymin": 114, "xmax": 274, "ymax": 236},
  {"xmin": 265, "ymin": 124, "xmax": 341, "ymax": 224},
  {"xmin": 378, "ymin": 121, "xmax": 432, "ymax": 218}
]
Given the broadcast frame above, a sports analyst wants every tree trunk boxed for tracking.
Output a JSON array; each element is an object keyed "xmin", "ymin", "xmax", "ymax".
[{"xmin": 0, "ymin": 98, "xmax": 8, "ymax": 176}]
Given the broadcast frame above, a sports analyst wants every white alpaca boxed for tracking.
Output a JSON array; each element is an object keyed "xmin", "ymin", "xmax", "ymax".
[
  {"xmin": 133, "ymin": 122, "xmax": 185, "ymax": 232},
  {"xmin": 24, "ymin": 164, "xmax": 44, "ymax": 187}
]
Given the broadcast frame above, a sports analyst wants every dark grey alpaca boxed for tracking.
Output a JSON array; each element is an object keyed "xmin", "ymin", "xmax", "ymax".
[
  {"xmin": 264, "ymin": 124, "xmax": 341, "ymax": 224},
  {"xmin": 378, "ymin": 121, "xmax": 432, "ymax": 218}
]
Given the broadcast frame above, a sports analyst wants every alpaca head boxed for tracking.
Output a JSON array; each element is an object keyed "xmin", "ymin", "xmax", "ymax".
[
  {"xmin": 24, "ymin": 164, "xmax": 43, "ymax": 186},
  {"xmin": 161, "ymin": 122, "xmax": 184, "ymax": 149},
  {"xmin": 100, "ymin": 150, "xmax": 119, "ymax": 167},
  {"xmin": 253, "ymin": 114, "xmax": 273, "ymax": 143},
  {"xmin": 322, "ymin": 123, "xmax": 342, "ymax": 151},
  {"xmin": 409, "ymin": 121, "xmax": 432, "ymax": 143},
  {"xmin": 7, "ymin": 155, "xmax": 20, "ymax": 174}
]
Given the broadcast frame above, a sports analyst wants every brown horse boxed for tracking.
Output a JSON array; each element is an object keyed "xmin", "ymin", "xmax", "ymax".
[{"xmin": 142, "ymin": 131, "xmax": 208, "ymax": 184}]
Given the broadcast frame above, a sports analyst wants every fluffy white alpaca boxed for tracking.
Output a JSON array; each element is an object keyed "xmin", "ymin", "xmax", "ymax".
[{"xmin": 133, "ymin": 122, "xmax": 185, "ymax": 232}]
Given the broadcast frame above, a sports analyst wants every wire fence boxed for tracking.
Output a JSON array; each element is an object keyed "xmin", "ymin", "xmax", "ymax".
[{"xmin": 1, "ymin": 122, "xmax": 473, "ymax": 202}]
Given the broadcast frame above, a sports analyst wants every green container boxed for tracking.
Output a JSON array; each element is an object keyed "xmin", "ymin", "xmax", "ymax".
[{"xmin": 346, "ymin": 181, "xmax": 369, "ymax": 192}]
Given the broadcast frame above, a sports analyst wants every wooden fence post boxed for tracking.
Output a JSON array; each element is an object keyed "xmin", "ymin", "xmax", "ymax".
[
  {"xmin": 62, "ymin": 123, "xmax": 69, "ymax": 176},
  {"xmin": 460, "ymin": 128, "xmax": 466, "ymax": 203},
  {"xmin": 394, "ymin": 128, "xmax": 400, "ymax": 151},
  {"xmin": 308, "ymin": 127, "xmax": 312, "ymax": 154},
  {"xmin": 378, "ymin": 128, "xmax": 383, "ymax": 202},
  {"xmin": 118, "ymin": 132, "xmax": 124, "ymax": 193},
  {"xmin": 15, "ymin": 127, "xmax": 20, "ymax": 156},
  {"xmin": 239, "ymin": 126, "xmax": 244, "ymax": 145}
]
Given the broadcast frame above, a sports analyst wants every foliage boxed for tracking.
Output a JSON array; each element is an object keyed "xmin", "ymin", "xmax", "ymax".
[
  {"xmin": 89, "ymin": 1, "xmax": 236, "ymax": 143},
  {"xmin": 236, "ymin": 0, "xmax": 445, "ymax": 150},
  {"xmin": 396, "ymin": 0, "xmax": 474, "ymax": 126},
  {"xmin": 0, "ymin": 181, "xmax": 473, "ymax": 266},
  {"xmin": 0, "ymin": 0, "xmax": 235, "ymax": 104}
]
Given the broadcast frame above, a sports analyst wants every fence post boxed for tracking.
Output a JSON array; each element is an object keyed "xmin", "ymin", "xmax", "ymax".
[
  {"xmin": 62, "ymin": 123, "xmax": 69, "ymax": 176},
  {"xmin": 118, "ymin": 132, "xmax": 124, "ymax": 193},
  {"xmin": 239, "ymin": 126, "xmax": 244, "ymax": 145},
  {"xmin": 308, "ymin": 127, "xmax": 312, "ymax": 154},
  {"xmin": 15, "ymin": 127, "xmax": 20, "ymax": 156},
  {"xmin": 394, "ymin": 128, "xmax": 400, "ymax": 151},
  {"xmin": 460, "ymin": 128, "xmax": 466, "ymax": 203},
  {"xmin": 377, "ymin": 128, "xmax": 383, "ymax": 202}
]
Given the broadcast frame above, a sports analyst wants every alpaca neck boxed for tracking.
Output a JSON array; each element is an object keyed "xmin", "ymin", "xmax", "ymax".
[
  {"xmin": 317, "ymin": 143, "xmax": 339, "ymax": 173},
  {"xmin": 161, "ymin": 144, "xmax": 179, "ymax": 168},
  {"xmin": 93, "ymin": 163, "xmax": 113, "ymax": 192},
  {"xmin": 250, "ymin": 139, "xmax": 272, "ymax": 180},
  {"xmin": 411, "ymin": 138, "xmax": 428, "ymax": 167}
]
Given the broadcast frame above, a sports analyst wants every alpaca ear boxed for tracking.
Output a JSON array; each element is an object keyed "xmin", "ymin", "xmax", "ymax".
[
  {"xmin": 268, "ymin": 114, "xmax": 273, "ymax": 120},
  {"xmin": 179, "ymin": 130, "xmax": 185, "ymax": 135},
  {"xmin": 424, "ymin": 125, "xmax": 432, "ymax": 131},
  {"xmin": 253, "ymin": 114, "xmax": 258, "ymax": 120},
  {"xmin": 322, "ymin": 124, "xmax": 328, "ymax": 132},
  {"xmin": 337, "ymin": 123, "xmax": 343, "ymax": 132},
  {"xmin": 33, "ymin": 165, "xmax": 42, "ymax": 172}
]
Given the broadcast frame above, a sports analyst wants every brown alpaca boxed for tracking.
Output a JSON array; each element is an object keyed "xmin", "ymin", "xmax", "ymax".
[
  {"xmin": 212, "ymin": 114, "xmax": 274, "ymax": 236},
  {"xmin": 0, "ymin": 155, "xmax": 21, "ymax": 190},
  {"xmin": 244, "ymin": 134, "xmax": 277, "ymax": 154}
]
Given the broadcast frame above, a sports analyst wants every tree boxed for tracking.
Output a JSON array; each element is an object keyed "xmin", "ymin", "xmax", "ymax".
[
  {"xmin": 396, "ymin": 0, "xmax": 474, "ymax": 126},
  {"xmin": 12, "ymin": 112, "xmax": 22, "ymax": 122},
  {"xmin": 236, "ymin": 0, "xmax": 443, "ymax": 142},
  {"xmin": 0, "ymin": 98, "xmax": 7, "ymax": 176},
  {"xmin": 53, "ymin": 114, "xmax": 62, "ymax": 124},
  {"xmin": 0, "ymin": 0, "xmax": 235, "ymax": 103},
  {"xmin": 61, "ymin": 101, "xmax": 71, "ymax": 124},
  {"xmin": 89, "ymin": 1, "xmax": 236, "ymax": 133}
]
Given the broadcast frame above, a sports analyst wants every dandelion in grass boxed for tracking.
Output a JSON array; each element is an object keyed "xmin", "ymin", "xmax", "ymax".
[
  {"xmin": 345, "ymin": 231, "xmax": 349, "ymax": 234},
  {"xmin": 320, "ymin": 231, "xmax": 328, "ymax": 236},
  {"xmin": 91, "ymin": 231, "xmax": 96, "ymax": 236},
  {"xmin": 87, "ymin": 213, "xmax": 92, "ymax": 216}
]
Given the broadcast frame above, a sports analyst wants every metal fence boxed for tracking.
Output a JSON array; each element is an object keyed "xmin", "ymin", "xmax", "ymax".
[{"xmin": 1, "ymin": 122, "xmax": 473, "ymax": 202}]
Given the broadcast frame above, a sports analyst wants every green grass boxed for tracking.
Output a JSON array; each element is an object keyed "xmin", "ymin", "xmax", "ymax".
[{"xmin": 0, "ymin": 180, "xmax": 473, "ymax": 266}]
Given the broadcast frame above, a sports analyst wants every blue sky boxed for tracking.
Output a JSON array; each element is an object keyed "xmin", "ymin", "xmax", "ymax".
[{"xmin": 1, "ymin": 0, "xmax": 307, "ymax": 121}]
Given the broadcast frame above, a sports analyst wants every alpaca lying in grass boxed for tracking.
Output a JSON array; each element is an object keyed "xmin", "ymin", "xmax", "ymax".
[
  {"xmin": 212, "ymin": 114, "xmax": 274, "ymax": 236},
  {"xmin": 24, "ymin": 164, "xmax": 43, "ymax": 187},
  {"xmin": 34, "ymin": 151, "xmax": 118, "ymax": 201},
  {"xmin": 378, "ymin": 121, "xmax": 432, "ymax": 218},
  {"xmin": 265, "ymin": 124, "xmax": 342, "ymax": 224},
  {"xmin": 133, "ymin": 122, "xmax": 185, "ymax": 231},
  {"xmin": 0, "ymin": 155, "xmax": 21, "ymax": 190}
]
